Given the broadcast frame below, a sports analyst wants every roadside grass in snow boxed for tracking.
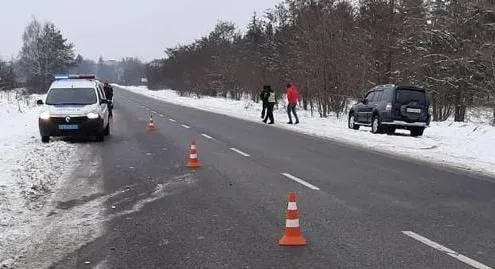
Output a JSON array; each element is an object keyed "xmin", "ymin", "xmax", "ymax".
[{"xmin": 0, "ymin": 90, "xmax": 80, "ymax": 267}]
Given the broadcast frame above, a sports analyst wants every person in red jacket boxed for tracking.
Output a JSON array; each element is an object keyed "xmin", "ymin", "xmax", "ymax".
[{"xmin": 286, "ymin": 83, "xmax": 300, "ymax": 124}]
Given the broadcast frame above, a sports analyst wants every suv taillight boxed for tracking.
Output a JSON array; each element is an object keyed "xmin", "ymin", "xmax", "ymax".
[{"xmin": 386, "ymin": 103, "xmax": 392, "ymax": 111}]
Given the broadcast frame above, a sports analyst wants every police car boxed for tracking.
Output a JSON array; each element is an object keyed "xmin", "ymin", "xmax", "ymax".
[{"xmin": 36, "ymin": 74, "xmax": 111, "ymax": 143}]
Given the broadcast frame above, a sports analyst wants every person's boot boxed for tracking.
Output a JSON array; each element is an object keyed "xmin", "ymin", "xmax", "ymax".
[
  {"xmin": 295, "ymin": 120, "xmax": 299, "ymax": 124},
  {"xmin": 287, "ymin": 121, "xmax": 293, "ymax": 124}
]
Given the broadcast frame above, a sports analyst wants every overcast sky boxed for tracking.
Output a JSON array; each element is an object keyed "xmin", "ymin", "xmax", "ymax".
[{"xmin": 0, "ymin": 0, "xmax": 280, "ymax": 62}]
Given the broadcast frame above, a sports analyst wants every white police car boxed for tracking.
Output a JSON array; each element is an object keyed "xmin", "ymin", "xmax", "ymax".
[{"xmin": 37, "ymin": 74, "xmax": 111, "ymax": 143}]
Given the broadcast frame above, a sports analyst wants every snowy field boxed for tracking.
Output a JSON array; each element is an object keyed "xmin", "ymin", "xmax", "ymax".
[
  {"xmin": 117, "ymin": 85, "xmax": 495, "ymax": 178},
  {"xmin": 0, "ymin": 90, "xmax": 86, "ymax": 268}
]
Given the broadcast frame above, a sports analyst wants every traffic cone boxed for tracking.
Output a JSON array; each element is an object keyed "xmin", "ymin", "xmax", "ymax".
[
  {"xmin": 147, "ymin": 115, "xmax": 156, "ymax": 132},
  {"xmin": 279, "ymin": 192, "xmax": 307, "ymax": 246},
  {"xmin": 186, "ymin": 140, "xmax": 201, "ymax": 168}
]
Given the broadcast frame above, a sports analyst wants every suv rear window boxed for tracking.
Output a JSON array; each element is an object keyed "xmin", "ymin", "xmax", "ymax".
[
  {"xmin": 46, "ymin": 88, "xmax": 97, "ymax": 105},
  {"xmin": 395, "ymin": 88, "xmax": 427, "ymax": 105}
]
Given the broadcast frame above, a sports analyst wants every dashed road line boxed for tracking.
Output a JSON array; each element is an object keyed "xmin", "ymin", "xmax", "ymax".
[
  {"xmin": 151, "ymin": 110, "xmax": 157, "ymax": 114},
  {"xmin": 169, "ymin": 119, "xmax": 177, "ymax": 122},
  {"xmin": 201, "ymin": 133, "xmax": 214, "ymax": 140},
  {"xmin": 181, "ymin": 124, "xmax": 191, "ymax": 129},
  {"xmin": 159, "ymin": 114, "xmax": 165, "ymax": 117},
  {"xmin": 402, "ymin": 231, "xmax": 492, "ymax": 269},
  {"xmin": 229, "ymin": 148, "xmax": 250, "ymax": 157},
  {"xmin": 281, "ymin": 173, "xmax": 320, "ymax": 190}
]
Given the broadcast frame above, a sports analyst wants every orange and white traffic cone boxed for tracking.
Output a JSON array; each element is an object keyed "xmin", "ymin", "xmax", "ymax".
[
  {"xmin": 186, "ymin": 140, "xmax": 201, "ymax": 168},
  {"xmin": 147, "ymin": 115, "xmax": 156, "ymax": 132},
  {"xmin": 279, "ymin": 192, "xmax": 307, "ymax": 246}
]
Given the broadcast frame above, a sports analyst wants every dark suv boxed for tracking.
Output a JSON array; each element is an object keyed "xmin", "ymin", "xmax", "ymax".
[{"xmin": 348, "ymin": 84, "xmax": 431, "ymax": 137}]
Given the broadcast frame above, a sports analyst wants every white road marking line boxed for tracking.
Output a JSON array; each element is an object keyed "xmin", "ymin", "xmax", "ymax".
[
  {"xmin": 169, "ymin": 119, "xmax": 177, "ymax": 122},
  {"xmin": 402, "ymin": 231, "xmax": 492, "ymax": 269},
  {"xmin": 201, "ymin": 133, "xmax": 214, "ymax": 140},
  {"xmin": 281, "ymin": 173, "xmax": 320, "ymax": 190},
  {"xmin": 159, "ymin": 114, "xmax": 165, "ymax": 117},
  {"xmin": 181, "ymin": 124, "xmax": 191, "ymax": 129},
  {"xmin": 151, "ymin": 110, "xmax": 157, "ymax": 114},
  {"xmin": 229, "ymin": 148, "xmax": 250, "ymax": 157}
]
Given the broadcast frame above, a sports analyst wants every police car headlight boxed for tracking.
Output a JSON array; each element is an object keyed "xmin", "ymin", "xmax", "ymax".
[
  {"xmin": 86, "ymin": 112, "xmax": 99, "ymax": 119},
  {"xmin": 39, "ymin": 111, "xmax": 51, "ymax": 120}
]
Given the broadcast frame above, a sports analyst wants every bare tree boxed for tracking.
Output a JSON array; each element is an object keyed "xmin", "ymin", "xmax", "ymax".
[{"xmin": 0, "ymin": 60, "xmax": 16, "ymax": 91}]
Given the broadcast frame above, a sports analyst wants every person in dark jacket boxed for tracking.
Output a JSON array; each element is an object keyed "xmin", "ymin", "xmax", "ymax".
[
  {"xmin": 103, "ymin": 82, "xmax": 114, "ymax": 115},
  {"xmin": 260, "ymin": 85, "xmax": 270, "ymax": 119},
  {"xmin": 103, "ymin": 82, "xmax": 114, "ymax": 102},
  {"xmin": 262, "ymin": 85, "xmax": 276, "ymax": 124}
]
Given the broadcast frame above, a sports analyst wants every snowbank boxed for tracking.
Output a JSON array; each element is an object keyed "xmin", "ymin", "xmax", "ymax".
[
  {"xmin": 116, "ymin": 85, "xmax": 495, "ymax": 178},
  {"xmin": 0, "ymin": 91, "xmax": 79, "ymax": 266}
]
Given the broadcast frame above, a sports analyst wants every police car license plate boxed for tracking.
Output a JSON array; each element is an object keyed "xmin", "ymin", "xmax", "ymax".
[
  {"xmin": 406, "ymin": 108, "xmax": 421, "ymax": 113},
  {"xmin": 58, "ymin": 124, "xmax": 79, "ymax": 130}
]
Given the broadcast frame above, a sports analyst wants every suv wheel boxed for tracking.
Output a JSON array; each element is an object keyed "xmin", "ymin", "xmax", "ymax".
[
  {"xmin": 386, "ymin": 127, "xmax": 396, "ymax": 135},
  {"xmin": 410, "ymin": 127, "xmax": 425, "ymax": 137},
  {"xmin": 41, "ymin": 136, "xmax": 50, "ymax": 143},
  {"xmin": 348, "ymin": 113, "xmax": 359, "ymax": 130},
  {"xmin": 371, "ymin": 115, "xmax": 383, "ymax": 134}
]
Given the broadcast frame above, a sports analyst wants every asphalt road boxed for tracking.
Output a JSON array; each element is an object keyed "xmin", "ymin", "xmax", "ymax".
[{"xmin": 49, "ymin": 87, "xmax": 495, "ymax": 269}]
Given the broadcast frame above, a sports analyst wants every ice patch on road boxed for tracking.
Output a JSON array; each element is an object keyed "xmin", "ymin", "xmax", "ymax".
[
  {"xmin": 117, "ymin": 85, "xmax": 495, "ymax": 178},
  {"xmin": 110, "ymin": 173, "xmax": 195, "ymax": 219}
]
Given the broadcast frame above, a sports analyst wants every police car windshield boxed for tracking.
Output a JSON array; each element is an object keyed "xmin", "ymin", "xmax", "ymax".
[{"xmin": 46, "ymin": 88, "xmax": 97, "ymax": 105}]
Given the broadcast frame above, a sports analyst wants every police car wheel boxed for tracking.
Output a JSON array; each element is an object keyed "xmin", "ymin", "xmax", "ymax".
[
  {"xmin": 95, "ymin": 133, "xmax": 105, "ymax": 142},
  {"xmin": 41, "ymin": 136, "xmax": 50, "ymax": 143},
  {"xmin": 104, "ymin": 122, "xmax": 110, "ymax": 136}
]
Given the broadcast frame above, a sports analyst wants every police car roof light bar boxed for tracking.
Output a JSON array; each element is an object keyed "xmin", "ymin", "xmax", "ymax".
[
  {"xmin": 54, "ymin": 74, "xmax": 69, "ymax": 80},
  {"xmin": 78, "ymin": 74, "xmax": 96, "ymax": 79},
  {"xmin": 54, "ymin": 74, "xmax": 95, "ymax": 80}
]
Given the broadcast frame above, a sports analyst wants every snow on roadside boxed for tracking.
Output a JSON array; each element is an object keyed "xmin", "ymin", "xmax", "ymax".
[
  {"xmin": 0, "ymin": 90, "xmax": 81, "ymax": 267},
  {"xmin": 116, "ymin": 85, "xmax": 495, "ymax": 178}
]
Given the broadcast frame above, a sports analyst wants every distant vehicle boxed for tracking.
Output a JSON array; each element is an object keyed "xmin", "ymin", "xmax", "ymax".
[
  {"xmin": 348, "ymin": 84, "xmax": 431, "ymax": 137},
  {"xmin": 37, "ymin": 74, "xmax": 111, "ymax": 143}
]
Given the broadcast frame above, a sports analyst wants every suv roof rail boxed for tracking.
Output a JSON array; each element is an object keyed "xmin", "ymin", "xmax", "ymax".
[{"xmin": 397, "ymin": 85, "xmax": 426, "ymax": 91}]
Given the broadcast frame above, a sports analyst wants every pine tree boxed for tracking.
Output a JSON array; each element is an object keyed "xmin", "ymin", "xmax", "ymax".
[{"xmin": 19, "ymin": 18, "xmax": 75, "ymax": 92}]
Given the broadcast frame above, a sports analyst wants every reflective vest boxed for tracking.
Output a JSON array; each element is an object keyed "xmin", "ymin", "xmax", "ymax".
[{"xmin": 268, "ymin": 92, "xmax": 276, "ymax": 103}]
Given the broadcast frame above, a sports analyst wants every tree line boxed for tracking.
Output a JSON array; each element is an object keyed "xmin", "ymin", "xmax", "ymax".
[
  {"xmin": 146, "ymin": 0, "xmax": 495, "ymax": 122},
  {"xmin": 0, "ymin": 18, "xmax": 146, "ymax": 93},
  {"xmin": 70, "ymin": 56, "xmax": 146, "ymax": 86}
]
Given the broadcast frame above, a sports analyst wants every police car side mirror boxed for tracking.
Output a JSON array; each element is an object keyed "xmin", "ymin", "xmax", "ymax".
[
  {"xmin": 36, "ymin": 100, "xmax": 44, "ymax": 105},
  {"xmin": 362, "ymin": 98, "xmax": 368, "ymax": 104}
]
